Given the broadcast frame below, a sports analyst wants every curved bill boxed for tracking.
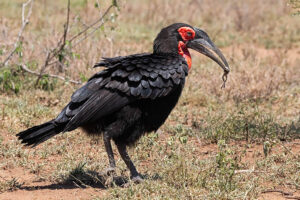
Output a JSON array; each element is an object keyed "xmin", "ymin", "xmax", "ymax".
[{"xmin": 186, "ymin": 29, "xmax": 230, "ymax": 74}]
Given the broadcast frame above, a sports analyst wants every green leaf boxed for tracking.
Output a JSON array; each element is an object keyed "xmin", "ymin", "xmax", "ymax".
[
  {"xmin": 100, "ymin": 25, "xmax": 105, "ymax": 32},
  {"xmin": 79, "ymin": 73, "xmax": 88, "ymax": 82},
  {"xmin": 179, "ymin": 136, "xmax": 188, "ymax": 144},
  {"xmin": 15, "ymin": 42, "xmax": 23, "ymax": 58},
  {"xmin": 72, "ymin": 52, "xmax": 81, "ymax": 59}
]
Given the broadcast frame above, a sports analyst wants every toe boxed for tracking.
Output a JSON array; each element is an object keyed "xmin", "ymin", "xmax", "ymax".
[
  {"xmin": 105, "ymin": 167, "xmax": 116, "ymax": 176},
  {"xmin": 131, "ymin": 175, "xmax": 143, "ymax": 184}
]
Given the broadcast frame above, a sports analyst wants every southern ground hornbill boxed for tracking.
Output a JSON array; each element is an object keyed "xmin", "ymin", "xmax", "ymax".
[{"xmin": 17, "ymin": 23, "xmax": 230, "ymax": 182}]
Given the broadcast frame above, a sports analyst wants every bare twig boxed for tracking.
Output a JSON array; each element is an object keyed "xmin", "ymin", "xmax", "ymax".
[
  {"xmin": 69, "ymin": 4, "xmax": 114, "ymax": 46},
  {"xmin": 34, "ymin": 0, "xmax": 70, "ymax": 85},
  {"xmin": 21, "ymin": 64, "xmax": 81, "ymax": 84},
  {"xmin": 35, "ymin": 51, "xmax": 51, "ymax": 86},
  {"xmin": 34, "ymin": 0, "xmax": 115, "ymax": 85},
  {"xmin": 286, "ymin": 197, "xmax": 300, "ymax": 200},
  {"xmin": 262, "ymin": 189, "xmax": 300, "ymax": 200},
  {"xmin": 69, "ymin": 4, "xmax": 113, "ymax": 42},
  {"xmin": 262, "ymin": 190, "xmax": 300, "ymax": 200},
  {"xmin": 262, "ymin": 189, "xmax": 293, "ymax": 196},
  {"xmin": 235, "ymin": 166, "xmax": 265, "ymax": 174},
  {"xmin": 1, "ymin": 0, "xmax": 34, "ymax": 67},
  {"xmin": 44, "ymin": 0, "xmax": 71, "ymax": 67},
  {"xmin": 3, "ymin": 0, "xmax": 115, "ymax": 86},
  {"xmin": 62, "ymin": 0, "xmax": 71, "ymax": 48},
  {"xmin": 234, "ymin": 169, "xmax": 263, "ymax": 174},
  {"xmin": 280, "ymin": 142, "xmax": 298, "ymax": 159},
  {"xmin": 69, "ymin": 174, "xmax": 90, "ymax": 189},
  {"xmin": 50, "ymin": 0, "xmax": 71, "ymax": 62},
  {"xmin": 72, "ymin": 20, "xmax": 106, "ymax": 47}
]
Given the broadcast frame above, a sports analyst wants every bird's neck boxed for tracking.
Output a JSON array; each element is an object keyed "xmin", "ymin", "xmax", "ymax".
[
  {"xmin": 153, "ymin": 38, "xmax": 191, "ymax": 69},
  {"xmin": 178, "ymin": 41, "xmax": 191, "ymax": 69}
]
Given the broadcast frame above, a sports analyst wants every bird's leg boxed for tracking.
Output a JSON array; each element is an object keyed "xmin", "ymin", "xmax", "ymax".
[
  {"xmin": 103, "ymin": 132, "xmax": 116, "ymax": 176},
  {"xmin": 116, "ymin": 143, "xmax": 143, "ymax": 183}
]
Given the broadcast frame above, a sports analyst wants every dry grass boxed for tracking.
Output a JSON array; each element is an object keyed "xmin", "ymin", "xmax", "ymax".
[{"xmin": 0, "ymin": 0, "xmax": 300, "ymax": 199}]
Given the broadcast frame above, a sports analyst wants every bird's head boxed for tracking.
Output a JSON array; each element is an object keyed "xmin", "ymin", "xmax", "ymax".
[{"xmin": 153, "ymin": 23, "xmax": 230, "ymax": 74}]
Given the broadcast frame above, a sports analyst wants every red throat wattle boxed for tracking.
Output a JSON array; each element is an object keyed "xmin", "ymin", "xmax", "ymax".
[{"xmin": 178, "ymin": 41, "xmax": 192, "ymax": 69}]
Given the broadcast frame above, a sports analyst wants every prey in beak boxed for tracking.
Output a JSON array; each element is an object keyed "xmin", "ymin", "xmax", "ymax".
[{"xmin": 187, "ymin": 28, "xmax": 230, "ymax": 88}]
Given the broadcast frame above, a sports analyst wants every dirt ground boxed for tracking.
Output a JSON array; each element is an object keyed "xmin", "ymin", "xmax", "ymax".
[{"xmin": 1, "ymin": 135, "xmax": 299, "ymax": 200}]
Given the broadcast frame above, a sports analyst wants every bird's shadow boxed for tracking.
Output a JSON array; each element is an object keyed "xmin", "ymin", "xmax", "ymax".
[{"xmin": 19, "ymin": 170, "xmax": 162, "ymax": 191}]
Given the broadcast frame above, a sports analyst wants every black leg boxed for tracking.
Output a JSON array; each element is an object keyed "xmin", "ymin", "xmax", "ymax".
[
  {"xmin": 116, "ymin": 143, "xmax": 143, "ymax": 183},
  {"xmin": 103, "ymin": 132, "xmax": 116, "ymax": 175}
]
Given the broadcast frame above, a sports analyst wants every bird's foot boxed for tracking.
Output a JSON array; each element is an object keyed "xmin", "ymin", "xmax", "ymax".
[
  {"xmin": 104, "ymin": 175, "xmax": 114, "ymax": 187},
  {"xmin": 130, "ymin": 174, "xmax": 143, "ymax": 184},
  {"xmin": 105, "ymin": 167, "xmax": 116, "ymax": 176},
  {"xmin": 104, "ymin": 167, "xmax": 116, "ymax": 187}
]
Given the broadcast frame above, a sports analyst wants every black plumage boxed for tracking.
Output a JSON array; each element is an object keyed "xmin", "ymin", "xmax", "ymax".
[{"xmin": 17, "ymin": 23, "xmax": 230, "ymax": 182}]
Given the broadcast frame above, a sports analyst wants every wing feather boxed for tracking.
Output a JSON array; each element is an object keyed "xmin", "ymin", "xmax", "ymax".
[
  {"xmin": 64, "ymin": 90, "xmax": 130, "ymax": 131},
  {"xmin": 55, "ymin": 53, "xmax": 188, "ymax": 130}
]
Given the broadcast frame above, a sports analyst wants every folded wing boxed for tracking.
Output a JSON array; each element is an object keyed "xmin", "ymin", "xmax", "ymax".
[{"xmin": 55, "ymin": 53, "xmax": 188, "ymax": 132}]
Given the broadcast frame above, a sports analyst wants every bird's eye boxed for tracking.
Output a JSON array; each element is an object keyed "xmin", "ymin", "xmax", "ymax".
[{"xmin": 177, "ymin": 27, "xmax": 195, "ymax": 41}]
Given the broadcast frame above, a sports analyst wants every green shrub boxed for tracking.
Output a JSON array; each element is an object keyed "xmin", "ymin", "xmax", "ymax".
[{"xmin": 0, "ymin": 67, "xmax": 22, "ymax": 94}]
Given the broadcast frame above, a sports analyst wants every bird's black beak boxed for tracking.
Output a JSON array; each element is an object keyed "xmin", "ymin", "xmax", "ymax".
[{"xmin": 186, "ymin": 28, "xmax": 230, "ymax": 74}]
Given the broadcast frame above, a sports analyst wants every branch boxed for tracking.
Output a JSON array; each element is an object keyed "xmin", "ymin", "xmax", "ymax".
[
  {"xmin": 69, "ymin": 4, "xmax": 114, "ymax": 45},
  {"xmin": 72, "ymin": 20, "xmax": 106, "ymax": 47},
  {"xmin": 1, "ymin": 0, "xmax": 34, "ymax": 67},
  {"xmin": 34, "ymin": 0, "xmax": 115, "ymax": 85},
  {"xmin": 262, "ymin": 190, "xmax": 300, "ymax": 200},
  {"xmin": 280, "ymin": 142, "xmax": 298, "ymax": 159},
  {"xmin": 262, "ymin": 189, "xmax": 293, "ymax": 196},
  {"xmin": 62, "ymin": 0, "xmax": 70, "ymax": 47},
  {"xmin": 21, "ymin": 64, "xmax": 81, "ymax": 85},
  {"xmin": 286, "ymin": 197, "xmax": 300, "ymax": 200},
  {"xmin": 234, "ymin": 169, "xmax": 263, "ymax": 174},
  {"xmin": 261, "ymin": 189, "xmax": 300, "ymax": 200},
  {"xmin": 35, "ymin": 50, "xmax": 51, "ymax": 86},
  {"xmin": 44, "ymin": 0, "xmax": 71, "ymax": 66},
  {"xmin": 34, "ymin": 0, "xmax": 70, "ymax": 84}
]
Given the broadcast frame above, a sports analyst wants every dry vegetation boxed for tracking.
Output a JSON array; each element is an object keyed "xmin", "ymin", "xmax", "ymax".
[{"xmin": 0, "ymin": 0, "xmax": 299, "ymax": 199}]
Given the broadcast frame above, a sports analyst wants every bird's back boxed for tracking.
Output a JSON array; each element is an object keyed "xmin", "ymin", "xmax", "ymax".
[{"xmin": 64, "ymin": 53, "xmax": 188, "ymax": 143}]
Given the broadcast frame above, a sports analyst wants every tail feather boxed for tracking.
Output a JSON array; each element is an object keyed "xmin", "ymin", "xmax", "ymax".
[{"xmin": 17, "ymin": 120, "xmax": 65, "ymax": 147}]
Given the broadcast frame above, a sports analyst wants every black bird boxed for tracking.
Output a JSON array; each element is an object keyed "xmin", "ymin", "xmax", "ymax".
[{"xmin": 17, "ymin": 23, "xmax": 230, "ymax": 182}]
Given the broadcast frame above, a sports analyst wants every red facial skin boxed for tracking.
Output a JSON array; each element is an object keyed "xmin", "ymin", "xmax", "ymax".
[
  {"xmin": 178, "ymin": 41, "xmax": 192, "ymax": 69},
  {"xmin": 177, "ymin": 27, "xmax": 195, "ymax": 70}
]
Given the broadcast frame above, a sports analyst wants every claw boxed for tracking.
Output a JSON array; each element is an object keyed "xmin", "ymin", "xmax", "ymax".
[
  {"xmin": 105, "ymin": 167, "xmax": 116, "ymax": 176},
  {"xmin": 131, "ymin": 175, "xmax": 143, "ymax": 184}
]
